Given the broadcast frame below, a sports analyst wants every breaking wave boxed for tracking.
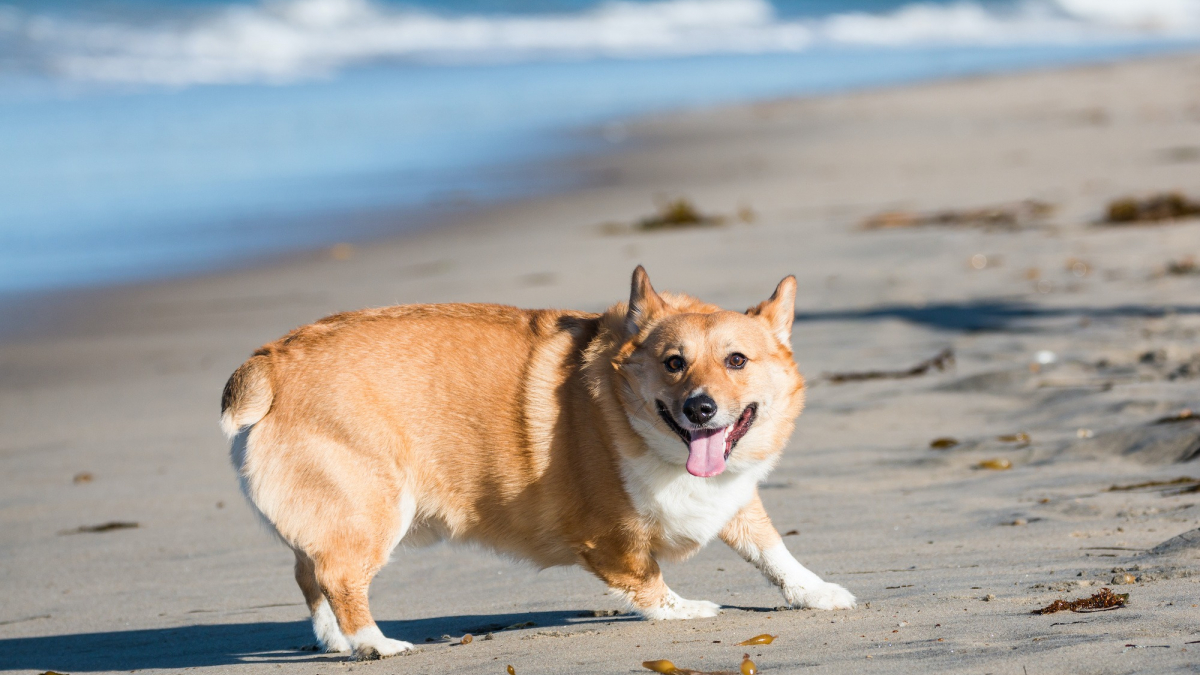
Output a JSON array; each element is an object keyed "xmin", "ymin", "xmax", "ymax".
[{"xmin": 1, "ymin": 0, "xmax": 1198, "ymax": 85}]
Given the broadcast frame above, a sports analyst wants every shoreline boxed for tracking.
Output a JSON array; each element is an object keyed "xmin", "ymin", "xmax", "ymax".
[
  {"xmin": 5, "ymin": 39, "xmax": 1200, "ymax": 317},
  {"xmin": 3, "ymin": 50, "xmax": 1200, "ymax": 674}
]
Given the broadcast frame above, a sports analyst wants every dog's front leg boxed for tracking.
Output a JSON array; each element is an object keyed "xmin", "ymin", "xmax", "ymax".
[
  {"xmin": 720, "ymin": 493, "xmax": 856, "ymax": 610},
  {"xmin": 580, "ymin": 539, "xmax": 720, "ymax": 620}
]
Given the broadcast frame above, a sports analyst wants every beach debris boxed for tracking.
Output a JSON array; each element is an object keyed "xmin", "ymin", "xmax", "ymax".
[
  {"xmin": 507, "ymin": 666, "xmax": 516, "ymax": 675},
  {"xmin": 1034, "ymin": 350, "xmax": 1057, "ymax": 366},
  {"xmin": 59, "ymin": 521, "xmax": 139, "ymax": 535},
  {"xmin": 38, "ymin": 672, "xmax": 68, "ymax": 675},
  {"xmin": 640, "ymin": 661, "xmax": 740, "ymax": 675},
  {"xmin": 460, "ymin": 633, "xmax": 473, "ymax": 645},
  {"xmin": 72, "ymin": 471, "xmax": 93, "ymax": 484},
  {"xmin": 977, "ymin": 458, "xmax": 1012, "ymax": 471},
  {"xmin": 736, "ymin": 634, "xmax": 775, "ymax": 646},
  {"xmin": 1107, "ymin": 477, "xmax": 1199, "ymax": 492},
  {"xmin": 638, "ymin": 198, "xmax": 724, "ymax": 231},
  {"xmin": 1166, "ymin": 256, "xmax": 1199, "ymax": 275},
  {"xmin": 782, "ymin": 529, "xmax": 799, "ymax": 536},
  {"xmin": 741, "ymin": 655, "xmax": 758, "ymax": 675},
  {"xmin": 580, "ymin": 609, "xmax": 622, "ymax": 617},
  {"xmin": 600, "ymin": 198, "xmax": 730, "ymax": 235},
  {"xmin": 824, "ymin": 348, "xmax": 954, "ymax": 384},
  {"xmin": 1104, "ymin": 192, "xmax": 1200, "ymax": 224},
  {"xmin": 465, "ymin": 620, "xmax": 536, "ymax": 633},
  {"xmin": 1076, "ymin": 428, "xmax": 1093, "ymax": 438},
  {"xmin": 1007, "ymin": 519, "xmax": 1028, "ymax": 526},
  {"xmin": 1154, "ymin": 409, "xmax": 1196, "ymax": 424},
  {"xmin": 861, "ymin": 199, "xmax": 1053, "ymax": 231},
  {"xmin": 329, "ymin": 242, "xmax": 354, "ymax": 260},
  {"xmin": 930, "ymin": 437, "xmax": 959, "ymax": 450},
  {"xmin": 1122, "ymin": 644, "xmax": 1172, "ymax": 653},
  {"xmin": 1169, "ymin": 357, "xmax": 1200, "ymax": 381},
  {"xmin": 1033, "ymin": 588, "xmax": 1128, "ymax": 614},
  {"xmin": 983, "ymin": 594, "xmax": 996, "ymax": 601},
  {"xmin": 997, "ymin": 432, "xmax": 1031, "ymax": 445},
  {"xmin": 1111, "ymin": 573, "xmax": 1137, "ymax": 585}
]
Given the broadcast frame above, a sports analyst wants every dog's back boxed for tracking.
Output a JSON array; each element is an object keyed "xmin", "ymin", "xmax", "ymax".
[{"xmin": 223, "ymin": 302, "xmax": 641, "ymax": 563}]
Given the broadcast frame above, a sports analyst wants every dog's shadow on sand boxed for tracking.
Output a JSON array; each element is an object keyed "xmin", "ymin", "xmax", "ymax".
[{"xmin": 0, "ymin": 610, "xmax": 629, "ymax": 672}]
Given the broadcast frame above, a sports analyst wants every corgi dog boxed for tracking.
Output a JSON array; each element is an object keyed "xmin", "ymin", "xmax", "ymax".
[{"xmin": 221, "ymin": 266, "xmax": 855, "ymax": 660}]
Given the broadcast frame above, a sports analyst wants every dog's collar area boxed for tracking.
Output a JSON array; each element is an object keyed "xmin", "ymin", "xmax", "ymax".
[{"xmin": 655, "ymin": 400, "xmax": 758, "ymax": 458}]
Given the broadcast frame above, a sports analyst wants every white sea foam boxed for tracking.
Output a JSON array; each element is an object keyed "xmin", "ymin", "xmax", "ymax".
[{"xmin": 2, "ymin": 0, "xmax": 1197, "ymax": 85}]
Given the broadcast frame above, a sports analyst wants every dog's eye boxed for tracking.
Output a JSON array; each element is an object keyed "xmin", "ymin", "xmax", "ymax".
[
  {"xmin": 726, "ymin": 352, "xmax": 748, "ymax": 369},
  {"xmin": 664, "ymin": 355, "xmax": 686, "ymax": 373}
]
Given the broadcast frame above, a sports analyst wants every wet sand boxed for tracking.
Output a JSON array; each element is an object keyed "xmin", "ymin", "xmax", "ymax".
[{"xmin": 3, "ymin": 52, "xmax": 1200, "ymax": 674}]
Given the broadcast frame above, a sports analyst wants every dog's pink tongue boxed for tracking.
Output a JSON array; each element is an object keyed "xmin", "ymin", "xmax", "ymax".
[{"xmin": 686, "ymin": 427, "xmax": 728, "ymax": 477}]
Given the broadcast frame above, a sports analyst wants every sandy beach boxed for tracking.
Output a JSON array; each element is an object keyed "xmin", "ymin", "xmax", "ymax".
[{"xmin": 3, "ymin": 51, "xmax": 1200, "ymax": 674}]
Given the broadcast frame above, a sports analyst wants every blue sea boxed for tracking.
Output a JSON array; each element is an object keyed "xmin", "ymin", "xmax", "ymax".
[{"xmin": 2, "ymin": 0, "xmax": 1198, "ymax": 294}]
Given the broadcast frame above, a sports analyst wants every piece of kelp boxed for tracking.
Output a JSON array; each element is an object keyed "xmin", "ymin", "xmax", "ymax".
[
  {"xmin": 638, "ymin": 198, "xmax": 724, "ymax": 231},
  {"xmin": 825, "ymin": 348, "xmax": 954, "ymax": 384},
  {"xmin": 1104, "ymin": 192, "xmax": 1200, "ymax": 224},
  {"xmin": 1033, "ymin": 588, "xmax": 1128, "ymax": 614},
  {"xmin": 861, "ymin": 200, "xmax": 1053, "ymax": 231}
]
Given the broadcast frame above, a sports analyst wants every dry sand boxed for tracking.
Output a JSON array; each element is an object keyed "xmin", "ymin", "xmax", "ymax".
[{"xmin": 4, "ymin": 52, "xmax": 1200, "ymax": 674}]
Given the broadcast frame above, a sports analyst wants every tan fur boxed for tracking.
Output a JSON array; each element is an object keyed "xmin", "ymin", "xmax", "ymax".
[{"xmin": 222, "ymin": 267, "xmax": 849, "ymax": 660}]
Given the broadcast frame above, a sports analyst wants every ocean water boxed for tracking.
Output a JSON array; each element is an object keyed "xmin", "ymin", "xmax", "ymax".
[{"xmin": 1, "ymin": 0, "xmax": 1198, "ymax": 294}]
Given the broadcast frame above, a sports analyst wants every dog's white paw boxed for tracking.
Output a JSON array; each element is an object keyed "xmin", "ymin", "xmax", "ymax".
[
  {"xmin": 640, "ymin": 591, "xmax": 722, "ymax": 620},
  {"xmin": 784, "ymin": 582, "xmax": 856, "ymax": 610},
  {"xmin": 349, "ymin": 626, "xmax": 413, "ymax": 661}
]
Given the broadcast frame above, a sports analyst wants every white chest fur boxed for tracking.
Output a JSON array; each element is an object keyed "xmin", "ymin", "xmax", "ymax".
[{"xmin": 620, "ymin": 452, "xmax": 773, "ymax": 557}]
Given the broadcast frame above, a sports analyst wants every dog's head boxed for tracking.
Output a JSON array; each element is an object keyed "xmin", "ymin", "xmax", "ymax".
[{"xmin": 609, "ymin": 266, "xmax": 805, "ymax": 477}]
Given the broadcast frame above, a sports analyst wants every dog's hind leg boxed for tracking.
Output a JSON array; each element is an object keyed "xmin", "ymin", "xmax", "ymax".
[
  {"xmin": 719, "ymin": 493, "xmax": 855, "ymax": 610},
  {"xmin": 582, "ymin": 538, "xmax": 720, "ymax": 620},
  {"xmin": 294, "ymin": 549, "xmax": 351, "ymax": 653},
  {"xmin": 311, "ymin": 530, "xmax": 412, "ymax": 661}
]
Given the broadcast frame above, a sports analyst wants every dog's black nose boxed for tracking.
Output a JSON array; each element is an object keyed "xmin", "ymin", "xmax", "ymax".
[{"xmin": 682, "ymin": 394, "xmax": 717, "ymax": 425}]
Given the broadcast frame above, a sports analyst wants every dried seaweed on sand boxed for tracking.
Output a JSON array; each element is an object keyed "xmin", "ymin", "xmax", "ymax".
[
  {"xmin": 638, "ymin": 198, "xmax": 724, "ymax": 231},
  {"xmin": 1104, "ymin": 192, "xmax": 1200, "ymax": 224},
  {"xmin": 825, "ymin": 348, "xmax": 954, "ymax": 384},
  {"xmin": 861, "ymin": 200, "xmax": 1053, "ymax": 230},
  {"xmin": 1033, "ymin": 588, "xmax": 1128, "ymax": 614}
]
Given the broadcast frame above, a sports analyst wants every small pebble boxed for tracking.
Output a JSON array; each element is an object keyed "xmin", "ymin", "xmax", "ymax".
[
  {"xmin": 741, "ymin": 655, "xmax": 758, "ymax": 675},
  {"xmin": 460, "ymin": 634, "xmax": 473, "ymax": 645},
  {"xmin": 1112, "ymin": 573, "xmax": 1137, "ymax": 585},
  {"xmin": 507, "ymin": 666, "xmax": 516, "ymax": 675},
  {"xmin": 983, "ymin": 594, "xmax": 995, "ymax": 602}
]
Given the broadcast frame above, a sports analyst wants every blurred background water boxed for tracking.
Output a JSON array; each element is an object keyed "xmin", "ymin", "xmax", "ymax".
[{"xmin": 2, "ymin": 0, "xmax": 1198, "ymax": 293}]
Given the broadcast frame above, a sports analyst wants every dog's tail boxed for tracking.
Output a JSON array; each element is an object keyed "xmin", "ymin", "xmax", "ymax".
[{"xmin": 220, "ymin": 354, "xmax": 274, "ymax": 437}]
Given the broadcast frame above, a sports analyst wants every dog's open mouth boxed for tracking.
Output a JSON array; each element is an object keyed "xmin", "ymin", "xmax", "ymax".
[{"xmin": 656, "ymin": 401, "xmax": 757, "ymax": 478}]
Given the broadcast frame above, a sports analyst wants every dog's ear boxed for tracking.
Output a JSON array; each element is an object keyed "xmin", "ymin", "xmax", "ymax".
[
  {"xmin": 625, "ymin": 265, "xmax": 665, "ymax": 337},
  {"xmin": 747, "ymin": 275, "xmax": 796, "ymax": 347}
]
